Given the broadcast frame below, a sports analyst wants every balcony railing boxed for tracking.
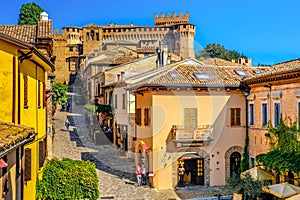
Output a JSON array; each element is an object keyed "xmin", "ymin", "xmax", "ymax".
[{"xmin": 171, "ymin": 125, "xmax": 213, "ymax": 147}]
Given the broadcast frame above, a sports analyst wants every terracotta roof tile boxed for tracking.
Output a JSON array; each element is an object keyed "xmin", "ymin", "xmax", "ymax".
[
  {"xmin": 245, "ymin": 58, "xmax": 300, "ymax": 81},
  {"xmin": 0, "ymin": 25, "xmax": 36, "ymax": 44},
  {"xmin": 0, "ymin": 122, "xmax": 35, "ymax": 150},
  {"xmin": 37, "ymin": 20, "xmax": 52, "ymax": 38},
  {"xmin": 129, "ymin": 58, "xmax": 266, "ymax": 89}
]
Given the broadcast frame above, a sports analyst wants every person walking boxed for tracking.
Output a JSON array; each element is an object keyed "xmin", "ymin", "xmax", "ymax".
[
  {"xmin": 65, "ymin": 118, "xmax": 70, "ymax": 131},
  {"xmin": 135, "ymin": 165, "xmax": 142, "ymax": 186},
  {"xmin": 141, "ymin": 164, "xmax": 146, "ymax": 185}
]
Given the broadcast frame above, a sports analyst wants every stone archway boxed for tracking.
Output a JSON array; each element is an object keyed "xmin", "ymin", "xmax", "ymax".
[
  {"xmin": 224, "ymin": 146, "xmax": 243, "ymax": 181},
  {"xmin": 175, "ymin": 148, "xmax": 210, "ymax": 186}
]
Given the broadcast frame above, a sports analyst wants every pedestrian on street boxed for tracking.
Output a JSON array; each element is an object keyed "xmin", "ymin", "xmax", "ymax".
[
  {"xmin": 135, "ymin": 165, "xmax": 142, "ymax": 186},
  {"xmin": 65, "ymin": 118, "xmax": 70, "ymax": 131},
  {"xmin": 66, "ymin": 102, "xmax": 70, "ymax": 112},
  {"xmin": 141, "ymin": 164, "xmax": 146, "ymax": 185},
  {"xmin": 178, "ymin": 164, "xmax": 185, "ymax": 187}
]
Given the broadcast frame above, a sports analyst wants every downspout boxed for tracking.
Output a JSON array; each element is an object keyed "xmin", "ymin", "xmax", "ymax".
[
  {"xmin": 241, "ymin": 82, "xmax": 250, "ymax": 172},
  {"xmin": 12, "ymin": 56, "xmax": 16, "ymax": 123}
]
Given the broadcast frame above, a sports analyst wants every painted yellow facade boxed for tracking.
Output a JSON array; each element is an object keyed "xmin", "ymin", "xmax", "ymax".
[
  {"xmin": 135, "ymin": 90, "xmax": 246, "ymax": 189},
  {"xmin": 0, "ymin": 33, "xmax": 54, "ymax": 200}
]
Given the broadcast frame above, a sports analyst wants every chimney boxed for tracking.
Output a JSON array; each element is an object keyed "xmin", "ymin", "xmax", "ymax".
[
  {"xmin": 40, "ymin": 12, "xmax": 49, "ymax": 21},
  {"xmin": 157, "ymin": 41, "xmax": 169, "ymax": 67}
]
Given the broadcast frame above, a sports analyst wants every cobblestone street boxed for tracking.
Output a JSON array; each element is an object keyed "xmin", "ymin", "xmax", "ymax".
[{"xmin": 52, "ymin": 93, "xmax": 181, "ymax": 200}]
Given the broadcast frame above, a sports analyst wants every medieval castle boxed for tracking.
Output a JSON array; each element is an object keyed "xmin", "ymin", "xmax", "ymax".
[{"xmin": 53, "ymin": 12, "xmax": 196, "ymax": 83}]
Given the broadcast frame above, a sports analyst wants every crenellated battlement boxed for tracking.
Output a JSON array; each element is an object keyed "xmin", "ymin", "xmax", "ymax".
[{"xmin": 154, "ymin": 12, "xmax": 189, "ymax": 26}]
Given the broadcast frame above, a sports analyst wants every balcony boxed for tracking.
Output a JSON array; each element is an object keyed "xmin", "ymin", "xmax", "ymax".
[{"xmin": 170, "ymin": 125, "xmax": 213, "ymax": 147}]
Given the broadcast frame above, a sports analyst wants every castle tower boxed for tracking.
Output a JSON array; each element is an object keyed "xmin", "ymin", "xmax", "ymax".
[{"xmin": 154, "ymin": 12, "xmax": 190, "ymax": 26}]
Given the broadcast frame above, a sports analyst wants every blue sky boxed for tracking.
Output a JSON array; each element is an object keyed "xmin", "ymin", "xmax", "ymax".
[{"xmin": 1, "ymin": 0, "xmax": 300, "ymax": 65}]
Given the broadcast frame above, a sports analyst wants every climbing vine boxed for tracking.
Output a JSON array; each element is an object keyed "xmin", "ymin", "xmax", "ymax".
[
  {"xmin": 36, "ymin": 158, "xmax": 99, "ymax": 200},
  {"xmin": 256, "ymin": 118, "xmax": 300, "ymax": 174}
]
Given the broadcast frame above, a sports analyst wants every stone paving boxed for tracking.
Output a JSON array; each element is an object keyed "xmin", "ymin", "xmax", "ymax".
[{"xmin": 52, "ymin": 94, "xmax": 181, "ymax": 200}]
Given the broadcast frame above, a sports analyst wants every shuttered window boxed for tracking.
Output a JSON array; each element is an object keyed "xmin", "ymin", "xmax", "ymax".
[
  {"xmin": 24, "ymin": 74, "xmax": 28, "ymax": 108},
  {"xmin": 184, "ymin": 108, "xmax": 197, "ymax": 129},
  {"xmin": 43, "ymin": 82, "xmax": 46, "ymax": 108},
  {"xmin": 135, "ymin": 108, "xmax": 142, "ymax": 126},
  {"xmin": 230, "ymin": 108, "xmax": 241, "ymax": 126},
  {"xmin": 39, "ymin": 141, "xmax": 45, "ymax": 168},
  {"xmin": 38, "ymin": 80, "xmax": 41, "ymax": 108},
  {"xmin": 144, "ymin": 108, "xmax": 150, "ymax": 126},
  {"xmin": 25, "ymin": 148, "xmax": 31, "ymax": 181}
]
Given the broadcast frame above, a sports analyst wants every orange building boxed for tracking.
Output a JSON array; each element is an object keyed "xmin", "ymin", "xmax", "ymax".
[{"xmin": 245, "ymin": 59, "xmax": 300, "ymax": 168}]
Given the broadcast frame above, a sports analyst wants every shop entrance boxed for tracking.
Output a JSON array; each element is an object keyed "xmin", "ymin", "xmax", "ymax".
[{"xmin": 178, "ymin": 154, "xmax": 204, "ymax": 186}]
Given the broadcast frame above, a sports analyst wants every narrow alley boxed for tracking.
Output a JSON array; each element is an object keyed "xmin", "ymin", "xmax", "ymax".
[{"xmin": 51, "ymin": 93, "xmax": 181, "ymax": 200}]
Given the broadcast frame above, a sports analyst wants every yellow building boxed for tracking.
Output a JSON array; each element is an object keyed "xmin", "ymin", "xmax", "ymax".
[
  {"xmin": 0, "ymin": 33, "xmax": 54, "ymax": 199},
  {"xmin": 128, "ymin": 58, "xmax": 265, "ymax": 189}
]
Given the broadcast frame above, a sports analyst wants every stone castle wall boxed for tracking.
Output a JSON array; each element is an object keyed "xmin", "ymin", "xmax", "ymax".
[{"xmin": 53, "ymin": 12, "xmax": 196, "ymax": 83}]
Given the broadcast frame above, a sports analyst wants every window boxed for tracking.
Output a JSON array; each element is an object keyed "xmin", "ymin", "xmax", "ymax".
[
  {"xmin": 122, "ymin": 94, "xmax": 126, "ymax": 109},
  {"xmin": 38, "ymin": 80, "xmax": 41, "ymax": 108},
  {"xmin": 169, "ymin": 71, "xmax": 179, "ymax": 78},
  {"xmin": 16, "ymin": 148, "xmax": 21, "ymax": 178},
  {"xmin": 231, "ymin": 108, "xmax": 241, "ymax": 126},
  {"xmin": 39, "ymin": 141, "xmax": 45, "ymax": 168},
  {"xmin": 193, "ymin": 72, "xmax": 212, "ymax": 80},
  {"xmin": 262, "ymin": 103, "xmax": 268, "ymax": 126},
  {"xmin": 274, "ymin": 103, "xmax": 280, "ymax": 127},
  {"xmin": 115, "ymin": 94, "xmax": 117, "ymax": 109},
  {"xmin": 43, "ymin": 82, "xmax": 46, "ymax": 108},
  {"xmin": 184, "ymin": 108, "xmax": 197, "ymax": 129},
  {"xmin": 249, "ymin": 104, "xmax": 254, "ymax": 125},
  {"xmin": 135, "ymin": 108, "xmax": 142, "ymax": 126},
  {"xmin": 234, "ymin": 70, "xmax": 248, "ymax": 77},
  {"xmin": 69, "ymin": 46, "xmax": 73, "ymax": 52},
  {"xmin": 144, "ymin": 108, "xmax": 150, "ymax": 126},
  {"xmin": 24, "ymin": 74, "xmax": 28, "ymax": 108},
  {"xmin": 25, "ymin": 148, "xmax": 31, "ymax": 181},
  {"xmin": 253, "ymin": 69, "xmax": 262, "ymax": 74}
]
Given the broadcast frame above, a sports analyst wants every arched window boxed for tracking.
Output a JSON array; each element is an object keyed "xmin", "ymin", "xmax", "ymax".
[{"xmin": 230, "ymin": 152, "xmax": 241, "ymax": 177}]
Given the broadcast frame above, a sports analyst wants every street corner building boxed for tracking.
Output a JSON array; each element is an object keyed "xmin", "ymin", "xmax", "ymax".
[
  {"xmin": 127, "ymin": 58, "xmax": 266, "ymax": 189},
  {"xmin": 0, "ymin": 32, "xmax": 54, "ymax": 199}
]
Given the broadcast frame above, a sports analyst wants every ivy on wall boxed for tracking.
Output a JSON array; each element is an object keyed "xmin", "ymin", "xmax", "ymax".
[
  {"xmin": 256, "ymin": 118, "xmax": 300, "ymax": 174},
  {"xmin": 36, "ymin": 158, "xmax": 99, "ymax": 200}
]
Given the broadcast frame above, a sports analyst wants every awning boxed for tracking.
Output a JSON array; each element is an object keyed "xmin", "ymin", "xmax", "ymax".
[{"xmin": 0, "ymin": 159, "xmax": 7, "ymax": 168}]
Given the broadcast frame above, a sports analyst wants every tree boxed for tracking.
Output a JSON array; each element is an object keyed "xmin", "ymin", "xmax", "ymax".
[
  {"xmin": 18, "ymin": 2, "xmax": 44, "ymax": 25},
  {"xmin": 36, "ymin": 158, "xmax": 99, "ymax": 200},
  {"xmin": 52, "ymin": 83, "xmax": 68, "ymax": 105},
  {"xmin": 256, "ymin": 118, "xmax": 300, "ymax": 176},
  {"xmin": 197, "ymin": 43, "xmax": 247, "ymax": 61}
]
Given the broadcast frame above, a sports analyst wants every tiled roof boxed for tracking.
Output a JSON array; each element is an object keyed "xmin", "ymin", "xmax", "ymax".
[
  {"xmin": 37, "ymin": 20, "xmax": 52, "ymax": 38},
  {"xmin": 201, "ymin": 58, "xmax": 245, "ymax": 66},
  {"xmin": 245, "ymin": 58, "xmax": 300, "ymax": 81},
  {"xmin": 0, "ymin": 122, "xmax": 35, "ymax": 150},
  {"xmin": 128, "ymin": 58, "xmax": 265, "ymax": 90},
  {"xmin": 0, "ymin": 25, "xmax": 36, "ymax": 44}
]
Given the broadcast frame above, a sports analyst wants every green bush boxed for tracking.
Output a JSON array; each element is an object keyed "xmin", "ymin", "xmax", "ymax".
[
  {"xmin": 52, "ymin": 83, "xmax": 68, "ymax": 105},
  {"xmin": 36, "ymin": 158, "xmax": 99, "ymax": 200}
]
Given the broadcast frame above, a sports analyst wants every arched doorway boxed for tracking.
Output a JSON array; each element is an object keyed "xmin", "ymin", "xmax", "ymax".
[
  {"xmin": 178, "ymin": 154, "xmax": 204, "ymax": 186},
  {"xmin": 230, "ymin": 152, "xmax": 241, "ymax": 177},
  {"xmin": 225, "ymin": 146, "xmax": 243, "ymax": 180}
]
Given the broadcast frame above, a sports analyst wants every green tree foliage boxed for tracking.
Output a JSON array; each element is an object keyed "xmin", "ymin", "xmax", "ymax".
[
  {"xmin": 18, "ymin": 2, "xmax": 44, "ymax": 25},
  {"xmin": 196, "ymin": 43, "xmax": 247, "ymax": 61},
  {"xmin": 240, "ymin": 130, "xmax": 250, "ymax": 172},
  {"xmin": 227, "ymin": 173, "xmax": 264, "ymax": 200},
  {"xmin": 52, "ymin": 83, "xmax": 68, "ymax": 105},
  {"xmin": 36, "ymin": 158, "xmax": 99, "ymax": 200},
  {"xmin": 256, "ymin": 118, "xmax": 300, "ymax": 174}
]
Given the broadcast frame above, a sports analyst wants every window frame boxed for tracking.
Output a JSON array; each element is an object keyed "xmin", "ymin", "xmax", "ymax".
[
  {"xmin": 135, "ymin": 108, "xmax": 142, "ymax": 126},
  {"xmin": 262, "ymin": 102, "xmax": 268, "ymax": 127},
  {"xmin": 249, "ymin": 103, "xmax": 254, "ymax": 126},
  {"xmin": 230, "ymin": 108, "xmax": 241, "ymax": 127},
  {"xmin": 144, "ymin": 108, "xmax": 151, "ymax": 126},
  {"xmin": 274, "ymin": 102, "xmax": 280, "ymax": 127},
  {"xmin": 23, "ymin": 74, "xmax": 28, "ymax": 108},
  {"xmin": 184, "ymin": 108, "xmax": 197, "ymax": 129}
]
